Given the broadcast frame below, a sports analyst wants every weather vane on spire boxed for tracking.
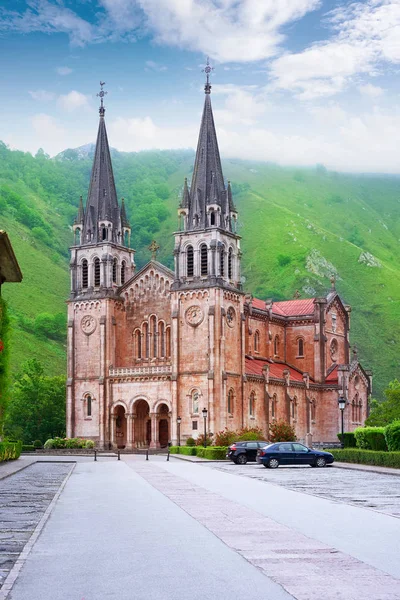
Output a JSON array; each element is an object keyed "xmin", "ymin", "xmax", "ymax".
[
  {"xmin": 202, "ymin": 57, "xmax": 214, "ymax": 94},
  {"xmin": 97, "ymin": 81, "xmax": 107, "ymax": 116}
]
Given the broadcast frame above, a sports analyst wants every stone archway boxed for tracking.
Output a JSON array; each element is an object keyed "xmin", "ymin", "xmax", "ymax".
[
  {"xmin": 114, "ymin": 405, "xmax": 126, "ymax": 449},
  {"xmin": 157, "ymin": 403, "xmax": 170, "ymax": 448},
  {"xmin": 134, "ymin": 399, "xmax": 151, "ymax": 448}
]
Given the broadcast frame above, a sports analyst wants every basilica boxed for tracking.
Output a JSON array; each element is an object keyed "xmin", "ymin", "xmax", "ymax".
[{"xmin": 66, "ymin": 76, "xmax": 371, "ymax": 449}]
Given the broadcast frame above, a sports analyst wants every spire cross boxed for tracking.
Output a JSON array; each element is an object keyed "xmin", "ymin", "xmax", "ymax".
[
  {"xmin": 202, "ymin": 57, "xmax": 214, "ymax": 94},
  {"xmin": 97, "ymin": 81, "xmax": 107, "ymax": 116},
  {"xmin": 148, "ymin": 240, "xmax": 160, "ymax": 260}
]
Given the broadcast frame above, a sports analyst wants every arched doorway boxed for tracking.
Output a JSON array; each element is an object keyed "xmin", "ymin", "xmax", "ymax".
[
  {"xmin": 134, "ymin": 399, "xmax": 151, "ymax": 448},
  {"xmin": 115, "ymin": 405, "xmax": 126, "ymax": 449},
  {"xmin": 158, "ymin": 403, "xmax": 170, "ymax": 448}
]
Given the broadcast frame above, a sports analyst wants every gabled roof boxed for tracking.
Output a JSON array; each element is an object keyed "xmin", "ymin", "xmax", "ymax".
[
  {"xmin": 252, "ymin": 297, "xmax": 316, "ymax": 317},
  {"xmin": 325, "ymin": 365, "xmax": 338, "ymax": 383},
  {"xmin": 0, "ymin": 231, "xmax": 23, "ymax": 283},
  {"xmin": 119, "ymin": 260, "xmax": 174, "ymax": 292},
  {"xmin": 245, "ymin": 357, "xmax": 305, "ymax": 383}
]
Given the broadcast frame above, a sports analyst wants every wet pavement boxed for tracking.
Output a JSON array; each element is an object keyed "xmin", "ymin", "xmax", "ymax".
[
  {"xmin": 206, "ymin": 462, "xmax": 400, "ymax": 518},
  {"xmin": 0, "ymin": 462, "xmax": 73, "ymax": 590}
]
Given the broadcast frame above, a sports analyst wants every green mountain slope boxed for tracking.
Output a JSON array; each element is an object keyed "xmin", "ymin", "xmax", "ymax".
[{"xmin": 1, "ymin": 141, "xmax": 399, "ymax": 399}]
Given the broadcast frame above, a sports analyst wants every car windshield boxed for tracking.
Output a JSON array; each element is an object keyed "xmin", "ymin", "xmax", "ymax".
[{"xmin": 260, "ymin": 443, "xmax": 275, "ymax": 450}]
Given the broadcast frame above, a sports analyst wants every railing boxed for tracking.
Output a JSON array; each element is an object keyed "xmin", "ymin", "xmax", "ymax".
[{"xmin": 109, "ymin": 365, "xmax": 172, "ymax": 376}]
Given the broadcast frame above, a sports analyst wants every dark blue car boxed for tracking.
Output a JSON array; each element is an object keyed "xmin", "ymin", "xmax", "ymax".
[{"xmin": 256, "ymin": 442, "xmax": 334, "ymax": 468}]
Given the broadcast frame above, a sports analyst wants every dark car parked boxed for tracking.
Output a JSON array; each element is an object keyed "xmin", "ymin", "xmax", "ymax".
[
  {"xmin": 227, "ymin": 441, "xmax": 269, "ymax": 464},
  {"xmin": 256, "ymin": 442, "xmax": 334, "ymax": 468}
]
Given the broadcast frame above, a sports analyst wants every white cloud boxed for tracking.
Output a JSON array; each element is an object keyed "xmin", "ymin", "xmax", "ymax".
[
  {"xmin": 56, "ymin": 66, "xmax": 73, "ymax": 75},
  {"xmin": 29, "ymin": 89, "xmax": 55, "ymax": 102},
  {"xmin": 269, "ymin": 1, "xmax": 400, "ymax": 99},
  {"xmin": 145, "ymin": 60, "xmax": 167, "ymax": 72},
  {"xmin": 108, "ymin": 115, "xmax": 198, "ymax": 151},
  {"xmin": 359, "ymin": 83, "xmax": 384, "ymax": 97},
  {"xmin": 57, "ymin": 91, "xmax": 90, "ymax": 112},
  {"xmin": 137, "ymin": 0, "xmax": 322, "ymax": 62},
  {"xmin": 212, "ymin": 84, "xmax": 267, "ymax": 125}
]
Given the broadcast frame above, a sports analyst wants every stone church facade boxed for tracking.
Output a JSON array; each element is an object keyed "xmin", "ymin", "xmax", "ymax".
[{"xmin": 66, "ymin": 80, "xmax": 371, "ymax": 449}]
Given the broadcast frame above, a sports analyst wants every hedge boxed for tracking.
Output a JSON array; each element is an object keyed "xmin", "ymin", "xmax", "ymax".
[
  {"xmin": 384, "ymin": 421, "xmax": 400, "ymax": 451},
  {"xmin": 337, "ymin": 432, "xmax": 357, "ymax": 448},
  {"xmin": 0, "ymin": 440, "xmax": 22, "ymax": 462},
  {"xmin": 44, "ymin": 437, "xmax": 94, "ymax": 449},
  {"xmin": 329, "ymin": 448, "xmax": 400, "ymax": 469},
  {"xmin": 169, "ymin": 446, "xmax": 228, "ymax": 459},
  {"xmin": 354, "ymin": 427, "xmax": 387, "ymax": 451},
  {"xmin": 22, "ymin": 445, "xmax": 35, "ymax": 452}
]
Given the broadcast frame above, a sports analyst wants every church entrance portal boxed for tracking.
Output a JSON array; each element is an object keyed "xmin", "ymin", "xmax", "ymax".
[
  {"xmin": 134, "ymin": 399, "xmax": 151, "ymax": 448},
  {"xmin": 158, "ymin": 404, "xmax": 170, "ymax": 448},
  {"xmin": 114, "ymin": 405, "xmax": 126, "ymax": 449}
]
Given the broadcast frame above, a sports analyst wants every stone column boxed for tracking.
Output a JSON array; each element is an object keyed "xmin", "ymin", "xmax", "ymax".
[
  {"xmin": 110, "ymin": 414, "xmax": 117, "ymax": 449},
  {"xmin": 150, "ymin": 412, "xmax": 158, "ymax": 448},
  {"xmin": 125, "ymin": 413, "xmax": 133, "ymax": 449}
]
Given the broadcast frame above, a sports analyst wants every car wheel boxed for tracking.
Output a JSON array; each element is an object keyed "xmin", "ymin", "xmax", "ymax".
[
  {"xmin": 267, "ymin": 458, "xmax": 279, "ymax": 469},
  {"xmin": 237, "ymin": 454, "xmax": 248, "ymax": 465},
  {"xmin": 315, "ymin": 457, "xmax": 327, "ymax": 468}
]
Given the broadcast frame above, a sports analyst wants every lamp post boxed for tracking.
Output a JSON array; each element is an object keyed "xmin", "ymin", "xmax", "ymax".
[
  {"xmin": 202, "ymin": 407, "xmax": 208, "ymax": 448},
  {"xmin": 338, "ymin": 395, "xmax": 346, "ymax": 449},
  {"xmin": 177, "ymin": 416, "xmax": 182, "ymax": 447}
]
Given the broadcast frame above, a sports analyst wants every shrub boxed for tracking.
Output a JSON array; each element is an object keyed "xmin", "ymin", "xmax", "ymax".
[
  {"xmin": 354, "ymin": 427, "xmax": 387, "ymax": 451},
  {"xmin": 178, "ymin": 446, "xmax": 197, "ymax": 456},
  {"xmin": 215, "ymin": 428, "xmax": 237, "ymax": 446},
  {"xmin": 169, "ymin": 446, "xmax": 180, "ymax": 454},
  {"xmin": 237, "ymin": 426, "xmax": 265, "ymax": 441},
  {"xmin": 22, "ymin": 445, "xmax": 35, "ymax": 452},
  {"xmin": 196, "ymin": 433, "xmax": 214, "ymax": 447},
  {"xmin": 384, "ymin": 421, "xmax": 400, "ymax": 452},
  {"xmin": 337, "ymin": 432, "xmax": 357, "ymax": 448},
  {"xmin": 44, "ymin": 439, "xmax": 54, "ymax": 449},
  {"xmin": 33, "ymin": 440, "xmax": 42, "ymax": 449},
  {"xmin": 329, "ymin": 448, "xmax": 400, "ymax": 469},
  {"xmin": 269, "ymin": 420, "xmax": 296, "ymax": 442},
  {"xmin": 85, "ymin": 440, "xmax": 95, "ymax": 449},
  {"xmin": 196, "ymin": 446, "xmax": 227, "ymax": 460},
  {"xmin": 186, "ymin": 437, "xmax": 196, "ymax": 446},
  {"xmin": 0, "ymin": 440, "xmax": 22, "ymax": 462}
]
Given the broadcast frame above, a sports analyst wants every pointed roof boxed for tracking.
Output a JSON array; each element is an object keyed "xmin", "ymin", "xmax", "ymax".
[
  {"xmin": 180, "ymin": 177, "xmax": 190, "ymax": 209},
  {"xmin": 120, "ymin": 198, "xmax": 130, "ymax": 229},
  {"xmin": 82, "ymin": 107, "xmax": 120, "ymax": 243},
  {"xmin": 74, "ymin": 196, "xmax": 85, "ymax": 225}
]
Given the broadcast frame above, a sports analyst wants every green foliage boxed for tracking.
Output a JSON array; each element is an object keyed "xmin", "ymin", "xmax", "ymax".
[
  {"xmin": 277, "ymin": 254, "xmax": 292, "ymax": 267},
  {"xmin": 269, "ymin": 419, "xmax": 296, "ymax": 442},
  {"xmin": 85, "ymin": 440, "xmax": 95, "ymax": 449},
  {"xmin": 22, "ymin": 444, "xmax": 35, "ymax": 452},
  {"xmin": 215, "ymin": 428, "xmax": 237, "ymax": 447},
  {"xmin": 195, "ymin": 433, "xmax": 214, "ymax": 447},
  {"xmin": 44, "ymin": 439, "xmax": 54, "ymax": 449},
  {"xmin": 353, "ymin": 427, "xmax": 387, "ymax": 451},
  {"xmin": 4, "ymin": 359, "xmax": 66, "ymax": 443},
  {"xmin": 0, "ymin": 440, "xmax": 22, "ymax": 462},
  {"xmin": 329, "ymin": 448, "xmax": 400, "ymax": 469},
  {"xmin": 43, "ymin": 437, "xmax": 92, "ymax": 449},
  {"xmin": 337, "ymin": 432, "xmax": 357, "ymax": 448},
  {"xmin": 0, "ymin": 297, "xmax": 10, "ymax": 434},
  {"xmin": 178, "ymin": 446, "xmax": 197, "ymax": 455},
  {"xmin": 384, "ymin": 420, "xmax": 400, "ymax": 452},
  {"xmin": 196, "ymin": 446, "xmax": 227, "ymax": 460},
  {"xmin": 237, "ymin": 426, "xmax": 265, "ymax": 441},
  {"xmin": 33, "ymin": 439, "xmax": 42, "ymax": 449},
  {"xmin": 366, "ymin": 380, "xmax": 400, "ymax": 426},
  {"xmin": 185, "ymin": 437, "xmax": 196, "ymax": 446}
]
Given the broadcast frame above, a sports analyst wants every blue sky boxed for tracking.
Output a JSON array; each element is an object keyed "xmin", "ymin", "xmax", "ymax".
[{"xmin": 1, "ymin": 0, "xmax": 400, "ymax": 172}]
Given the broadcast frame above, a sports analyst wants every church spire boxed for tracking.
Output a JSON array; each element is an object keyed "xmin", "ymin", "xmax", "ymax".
[
  {"xmin": 182, "ymin": 58, "xmax": 234, "ymax": 232},
  {"xmin": 82, "ymin": 82, "xmax": 124, "ymax": 245}
]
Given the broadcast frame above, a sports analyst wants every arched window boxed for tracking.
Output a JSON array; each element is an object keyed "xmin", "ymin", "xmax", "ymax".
[
  {"xmin": 200, "ymin": 244, "xmax": 208, "ymax": 276},
  {"xmin": 135, "ymin": 330, "xmax": 142, "ymax": 359},
  {"xmin": 298, "ymin": 338, "xmax": 304, "ymax": 357},
  {"xmin": 187, "ymin": 246, "xmax": 194, "ymax": 277},
  {"xmin": 210, "ymin": 211, "xmax": 215, "ymax": 225},
  {"xmin": 121, "ymin": 261, "xmax": 126, "ymax": 285},
  {"xmin": 220, "ymin": 245, "xmax": 225, "ymax": 277},
  {"xmin": 143, "ymin": 322, "xmax": 149, "ymax": 358},
  {"xmin": 82, "ymin": 259, "xmax": 88, "ymax": 289},
  {"xmin": 74, "ymin": 227, "xmax": 81, "ymax": 245},
  {"xmin": 291, "ymin": 398, "xmax": 297, "ymax": 421},
  {"xmin": 159, "ymin": 322, "xmax": 165, "ymax": 357},
  {"xmin": 112, "ymin": 258, "xmax": 117, "ymax": 284},
  {"xmin": 86, "ymin": 395, "xmax": 92, "ymax": 417},
  {"xmin": 228, "ymin": 389, "xmax": 234, "ymax": 414},
  {"xmin": 254, "ymin": 330, "xmax": 260, "ymax": 353},
  {"xmin": 102, "ymin": 226, "xmax": 107, "ymax": 241},
  {"xmin": 271, "ymin": 394, "xmax": 277, "ymax": 418},
  {"xmin": 228, "ymin": 248, "xmax": 233, "ymax": 279},
  {"xmin": 166, "ymin": 327, "xmax": 171, "ymax": 358},
  {"xmin": 192, "ymin": 390, "xmax": 199, "ymax": 414},
  {"xmin": 358, "ymin": 401, "xmax": 362, "ymax": 423},
  {"xmin": 351, "ymin": 400, "xmax": 355, "ymax": 422},
  {"xmin": 150, "ymin": 316, "xmax": 157, "ymax": 358},
  {"xmin": 274, "ymin": 335, "xmax": 279, "ymax": 357},
  {"xmin": 330, "ymin": 338, "xmax": 338, "ymax": 362},
  {"xmin": 249, "ymin": 391, "xmax": 255, "ymax": 416},
  {"xmin": 94, "ymin": 258, "xmax": 101, "ymax": 287}
]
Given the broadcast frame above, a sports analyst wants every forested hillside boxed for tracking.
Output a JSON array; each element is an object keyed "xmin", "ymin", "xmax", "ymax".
[{"xmin": 1, "ymin": 140, "xmax": 399, "ymax": 399}]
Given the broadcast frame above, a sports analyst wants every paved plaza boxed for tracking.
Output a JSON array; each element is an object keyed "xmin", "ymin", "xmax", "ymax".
[{"xmin": 0, "ymin": 456, "xmax": 399, "ymax": 600}]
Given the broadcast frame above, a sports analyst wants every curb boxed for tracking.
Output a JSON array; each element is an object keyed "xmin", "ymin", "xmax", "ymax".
[
  {"xmin": 0, "ymin": 463, "xmax": 76, "ymax": 600},
  {"xmin": 332, "ymin": 462, "xmax": 400, "ymax": 477}
]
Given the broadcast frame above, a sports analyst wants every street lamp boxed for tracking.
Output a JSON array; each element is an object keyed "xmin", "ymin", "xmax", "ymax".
[
  {"xmin": 202, "ymin": 407, "xmax": 208, "ymax": 448},
  {"xmin": 338, "ymin": 395, "xmax": 346, "ymax": 449},
  {"xmin": 177, "ymin": 416, "xmax": 182, "ymax": 447}
]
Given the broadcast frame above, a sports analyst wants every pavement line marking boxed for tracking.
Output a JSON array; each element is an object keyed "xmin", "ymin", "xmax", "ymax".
[
  {"xmin": 0, "ymin": 463, "xmax": 76, "ymax": 600},
  {"xmin": 130, "ymin": 461, "xmax": 400, "ymax": 600}
]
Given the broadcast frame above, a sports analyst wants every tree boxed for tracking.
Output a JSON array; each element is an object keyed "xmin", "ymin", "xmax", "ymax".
[
  {"xmin": 4, "ymin": 359, "xmax": 65, "ymax": 443},
  {"xmin": 269, "ymin": 419, "xmax": 296, "ymax": 442},
  {"xmin": 366, "ymin": 379, "xmax": 400, "ymax": 426}
]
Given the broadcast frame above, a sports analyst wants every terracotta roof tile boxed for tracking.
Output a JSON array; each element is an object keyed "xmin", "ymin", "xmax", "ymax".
[
  {"xmin": 245, "ymin": 358, "xmax": 304, "ymax": 382},
  {"xmin": 251, "ymin": 297, "xmax": 316, "ymax": 317},
  {"xmin": 326, "ymin": 365, "xmax": 339, "ymax": 383}
]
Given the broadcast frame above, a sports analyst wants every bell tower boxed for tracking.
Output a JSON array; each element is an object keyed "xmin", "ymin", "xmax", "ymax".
[{"xmin": 172, "ymin": 59, "xmax": 241, "ymax": 291}]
